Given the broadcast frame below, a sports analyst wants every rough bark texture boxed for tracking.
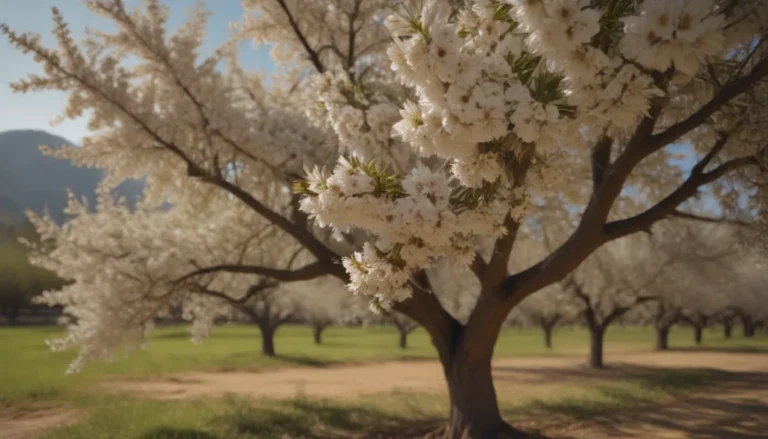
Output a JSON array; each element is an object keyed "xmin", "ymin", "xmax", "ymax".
[
  {"xmin": 442, "ymin": 349, "xmax": 529, "ymax": 439},
  {"xmin": 656, "ymin": 325, "xmax": 670, "ymax": 351},
  {"xmin": 694, "ymin": 326, "xmax": 703, "ymax": 345},
  {"xmin": 589, "ymin": 324, "xmax": 605, "ymax": 369}
]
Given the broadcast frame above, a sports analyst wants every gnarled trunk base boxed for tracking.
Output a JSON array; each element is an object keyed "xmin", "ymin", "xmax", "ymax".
[{"xmin": 442, "ymin": 354, "xmax": 529, "ymax": 439}]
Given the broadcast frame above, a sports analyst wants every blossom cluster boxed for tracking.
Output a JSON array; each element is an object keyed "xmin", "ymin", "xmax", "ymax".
[
  {"xmin": 299, "ymin": 158, "xmax": 511, "ymax": 305},
  {"xmin": 388, "ymin": 1, "xmax": 566, "ymax": 184}
]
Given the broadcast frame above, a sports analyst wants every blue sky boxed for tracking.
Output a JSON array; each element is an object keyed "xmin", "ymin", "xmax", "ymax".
[{"xmin": 0, "ymin": 0, "xmax": 274, "ymax": 143}]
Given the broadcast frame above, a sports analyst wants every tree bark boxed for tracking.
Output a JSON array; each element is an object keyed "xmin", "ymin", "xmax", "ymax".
[
  {"xmin": 723, "ymin": 321, "xmax": 732, "ymax": 339},
  {"xmin": 589, "ymin": 324, "xmax": 605, "ymax": 369},
  {"xmin": 656, "ymin": 325, "xmax": 669, "ymax": 351},
  {"xmin": 312, "ymin": 325, "xmax": 325, "ymax": 345},
  {"xmin": 694, "ymin": 325, "xmax": 703, "ymax": 345},
  {"xmin": 399, "ymin": 330, "xmax": 408, "ymax": 349},
  {"xmin": 442, "ymin": 350, "xmax": 528, "ymax": 439},
  {"xmin": 741, "ymin": 314, "xmax": 756, "ymax": 337},
  {"xmin": 542, "ymin": 324, "xmax": 553, "ymax": 349},
  {"xmin": 260, "ymin": 325, "xmax": 276, "ymax": 356}
]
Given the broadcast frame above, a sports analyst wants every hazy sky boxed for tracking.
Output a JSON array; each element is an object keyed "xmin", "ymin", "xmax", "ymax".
[{"xmin": 0, "ymin": 0, "xmax": 274, "ymax": 143}]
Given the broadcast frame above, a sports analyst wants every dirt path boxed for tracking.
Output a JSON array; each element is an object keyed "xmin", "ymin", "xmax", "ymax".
[
  {"xmin": 105, "ymin": 350, "xmax": 768, "ymax": 401},
  {"xmin": 0, "ymin": 407, "xmax": 79, "ymax": 439}
]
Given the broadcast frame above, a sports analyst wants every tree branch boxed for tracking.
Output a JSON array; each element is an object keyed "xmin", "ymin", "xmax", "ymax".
[
  {"xmin": 1, "ymin": 26, "xmax": 341, "ymax": 271},
  {"xmin": 649, "ymin": 55, "xmax": 768, "ymax": 150},
  {"xmin": 274, "ymin": 0, "xmax": 325, "ymax": 73},
  {"xmin": 604, "ymin": 153, "xmax": 761, "ymax": 240},
  {"xmin": 591, "ymin": 136, "xmax": 613, "ymax": 191},
  {"xmin": 669, "ymin": 210, "xmax": 753, "ymax": 227},
  {"xmin": 176, "ymin": 260, "xmax": 337, "ymax": 284},
  {"xmin": 604, "ymin": 296, "xmax": 657, "ymax": 326}
]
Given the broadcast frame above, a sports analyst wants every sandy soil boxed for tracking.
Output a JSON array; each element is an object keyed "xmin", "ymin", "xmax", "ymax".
[
  {"xmin": 0, "ymin": 407, "xmax": 79, "ymax": 439},
  {"xmin": 104, "ymin": 350, "xmax": 768, "ymax": 401}
]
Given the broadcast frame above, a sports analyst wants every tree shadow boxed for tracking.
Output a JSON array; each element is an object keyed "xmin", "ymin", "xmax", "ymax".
[
  {"xmin": 667, "ymin": 346, "xmax": 768, "ymax": 354},
  {"xmin": 509, "ymin": 368, "xmax": 768, "ymax": 439},
  {"xmin": 275, "ymin": 354, "xmax": 339, "ymax": 368},
  {"xmin": 212, "ymin": 396, "xmax": 443, "ymax": 439},
  {"xmin": 141, "ymin": 427, "xmax": 218, "ymax": 439}
]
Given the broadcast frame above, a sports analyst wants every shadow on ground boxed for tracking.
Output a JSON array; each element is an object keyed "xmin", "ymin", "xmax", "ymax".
[{"xmin": 515, "ymin": 367, "xmax": 768, "ymax": 439}]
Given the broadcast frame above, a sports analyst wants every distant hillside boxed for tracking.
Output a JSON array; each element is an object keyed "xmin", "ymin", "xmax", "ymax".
[{"xmin": 0, "ymin": 129, "xmax": 143, "ymax": 224}]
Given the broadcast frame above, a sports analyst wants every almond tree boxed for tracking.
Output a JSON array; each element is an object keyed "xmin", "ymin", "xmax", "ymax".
[
  {"xmin": 632, "ymin": 220, "xmax": 741, "ymax": 349},
  {"xmin": 390, "ymin": 313, "xmax": 420, "ymax": 349},
  {"xmin": 561, "ymin": 233, "xmax": 679, "ymax": 368},
  {"xmin": 515, "ymin": 286, "xmax": 572, "ymax": 349},
  {"xmin": 290, "ymin": 276, "xmax": 364, "ymax": 344},
  {"xmin": 26, "ymin": 187, "xmax": 303, "ymax": 361},
  {"xmin": 5, "ymin": 1, "xmax": 768, "ymax": 437}
]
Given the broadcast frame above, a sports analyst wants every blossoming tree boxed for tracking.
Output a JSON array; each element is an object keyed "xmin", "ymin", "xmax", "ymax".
[
  {"xmin": 5, "ymin": 0, "xmax": 768, "ymax": 436},
  {"xmin": 289, "ymin": 276, "xmax": 366, "ymax": 344}
]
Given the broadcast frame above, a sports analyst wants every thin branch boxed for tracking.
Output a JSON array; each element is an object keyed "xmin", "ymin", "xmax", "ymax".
[
  {"xmin": 274, "ymin": 0, "xmax": 325, "ymax": 73},
  {"xmin": 649, "ymin": 55, "xmax": 768, "ymax": 149},
  {"xmin": 176, "ymin": 260, "xmax": 335, "ymax": 284},
  {"xmin": 604, "ymin": 153, "xmax": 762, "ymax": 240},
  {"xmin": 669, "ymin": 210, "xmax": 753, "ymax": 227},
  {"xmin": 691, "ymin": 132, "xmax": 731, "ymax": 176}
]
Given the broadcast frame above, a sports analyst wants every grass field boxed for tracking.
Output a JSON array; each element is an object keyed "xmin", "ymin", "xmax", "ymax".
[{"xmin": 1, "ymin": 324, "xmax": 767, "ymax": 438}]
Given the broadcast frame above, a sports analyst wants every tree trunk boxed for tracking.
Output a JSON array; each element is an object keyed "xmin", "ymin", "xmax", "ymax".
[
  {"xmin": 724, "ymin": 321, "xmax": 732, "ymax": 339},
  {"xmin": 312, "ymin": 325, "xmax": 325, "ymax": 345},
  {"xmin": 656, "ymin": 325, "xmax": 669, "ymax": 351},
  {"xmin": 542, "ymin": 324, "xmax": 553, "ymax": 349},
  {"xmin": 694, "ymin": 325, "xmax": 703, "ymax": 345},
  {"xmin": 741, "ymin": 315, "xmax": 756, "ymax": 337},
  {"xmin": 399, "ymin": 330, "xmax": 408, "ymax": 349},
  {"xmin": 5, "ymin": 306, "xmax": 20, "ymax": 326},
  {"xmin": 260, "ymin": 325, "xmax": 276, "ymax": 356},
  {"xmin": 589, "ymin": 325, "xmax": 605, "ymax": 369},
  {"xmin": 442, "ymin": 352, "xmax": 527, "ymax": 439}
]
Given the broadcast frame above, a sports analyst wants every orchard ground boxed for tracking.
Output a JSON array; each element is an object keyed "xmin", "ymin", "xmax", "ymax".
[{"xmin": 1, "ymin": 325, "xmax": 767, "ymax": 439}]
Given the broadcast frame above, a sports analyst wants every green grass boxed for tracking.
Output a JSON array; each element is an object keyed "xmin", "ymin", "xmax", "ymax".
[{"xmin": 1, "ymin": 324, "xmax": 766, "ymax": 438}]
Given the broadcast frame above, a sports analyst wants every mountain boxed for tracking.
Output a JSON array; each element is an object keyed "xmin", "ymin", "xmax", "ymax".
[{"xmin": 0, "ymin": 129, "xmax": 143, "ymax": 224}]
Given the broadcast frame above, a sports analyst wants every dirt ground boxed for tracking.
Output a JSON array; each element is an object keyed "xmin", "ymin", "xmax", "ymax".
[
  {"xmin": 0, "ymin": 407, "xmax": 79, "ymax": 439},
  {"xmin": 104, "ymin": 350, "xmax": 768, "ymax": 438},
  {"xmin": 4, "ymin": 351, "xmax": 768, "ymax": 438},
  {"xmin": 105, "ymin": 350, "xmax": 768, "ymax": 401}
]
